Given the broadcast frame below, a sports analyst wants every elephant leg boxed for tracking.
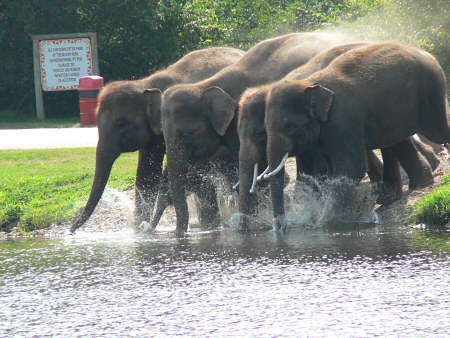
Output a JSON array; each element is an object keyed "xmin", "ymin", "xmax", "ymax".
[
  {"xmin": 413, "ymin": 135, "xmax": 440, "ymax": 172},
  {"xmin": 390, "ymin": 138, "xmax": 434, "ymax": 190},
  {"xmin": 327, "ymin": 141, "xmax": 367, "ymax": 181},
  {"xmin": 195, "ymin": 177, "xmax": 220, "ymax": 228},
  {"xmin": 377, "ymin": 148, "xmax": 403, "ymax": 205},
  {"xmin": 295, "ymin": 149, "xmax": 328, "ymax": 196},
  {"xmin": 150, "ymin": 166, "xmax": 172, "ymax": 229},
  {"xmin": 135, "ymin": 144, "xmax": 165, "ymax": 226},
  {"xmin": 366, "ymin": 150, "xmax": 383, "ymax": 183},
  {"xmin": 416, "ymin": 134, "xmax": 442, "ymax": 155}
]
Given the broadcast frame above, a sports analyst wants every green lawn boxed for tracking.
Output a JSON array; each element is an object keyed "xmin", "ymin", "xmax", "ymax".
[
  {"xmin": 0, "ymin": 148, "xmax": 137, "ymax": 233},
  {"xmin": 0, "ymin": 117, "xmax": 81, "ymax": 129}
]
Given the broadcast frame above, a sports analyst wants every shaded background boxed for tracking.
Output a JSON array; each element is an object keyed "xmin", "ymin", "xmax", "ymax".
[{"xmin": 0, "ymin": 0, "xmax": 448, "ymax": 119}]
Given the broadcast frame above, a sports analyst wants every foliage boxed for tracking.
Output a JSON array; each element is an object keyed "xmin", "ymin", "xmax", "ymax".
[
  {"xmin": 0, "ymin": 0, "xmax": 450, "ymax": 121},
  {"xmin": 1, "ymin": 0, "xmax": 449, "ymax": 119},
  {"xmin": 0, "ymin": 148, "xmax": 137, "ymax": 232},
  {"xmin": 336, "ymin": 0, "xmax": 450, "ymax": 77},
  {"xmin": 408, "ymin": 178, "xmax": 450, "ymax": 226}
]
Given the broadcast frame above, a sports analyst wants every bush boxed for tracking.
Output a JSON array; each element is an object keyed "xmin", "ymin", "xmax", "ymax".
[{"xmin": 0, "ymin": 0, "xmax": 448, "ymax": 119}]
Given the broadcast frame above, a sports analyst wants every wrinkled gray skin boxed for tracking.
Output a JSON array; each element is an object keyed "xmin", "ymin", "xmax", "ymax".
[
  {"xmin": 146, "ymin": 32, "xmax": 344, "ymax": 231},
  {"xmin": 237, "ymin": 42, "xmax": 440, "ymax": 218},
  {"xmin": 265, "ymin": 42, "xmax": 450, "ymax": 230},
  {"xmin": 70, "ymin": 47, "xmax": 245, "ymax": 234}
]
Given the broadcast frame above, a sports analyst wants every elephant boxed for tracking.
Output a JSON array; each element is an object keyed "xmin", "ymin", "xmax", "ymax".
[
  {"xmin": 264, "ymin": 41, "xmax": 450, "ymax": 230},
  {"xmin": 145, "ymin": 32, "xmax": 345, "ymax": 231},
  {"xmin": 148, "ymin": 146, "xmax": 233, "ymax": 230},
  {"xmin": 237, "ymin": 42, "xmax": 440, "ymax": 220},
  {"xmin": 69, "ymin": 47, "xmax": 245, "ymax": 234}
]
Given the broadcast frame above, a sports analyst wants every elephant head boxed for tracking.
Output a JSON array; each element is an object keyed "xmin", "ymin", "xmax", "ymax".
[
  {"xmin": 70, "ymin": 81, "xmax": 164, "ymax": 233},
  {"xmin": 237, "ymin": 87, "xmax": 270, "ymax": 217},
  {"xmin": 151, "ymin": 84, "xmax": 238, "ymax": 230},
  {"xmin": 265, "ymin": 82, "xmax": 334, "ymax": 230}
]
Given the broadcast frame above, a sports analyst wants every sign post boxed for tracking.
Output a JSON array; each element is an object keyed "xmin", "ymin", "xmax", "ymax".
[{"xmin": 31, "ymin": 33, "xmax": 99, "ymax": 119}]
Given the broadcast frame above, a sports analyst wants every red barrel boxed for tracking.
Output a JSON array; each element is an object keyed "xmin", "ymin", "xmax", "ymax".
[{"xmin": 78, "ymin": 76, "xmax": 104, "ymax": 126}]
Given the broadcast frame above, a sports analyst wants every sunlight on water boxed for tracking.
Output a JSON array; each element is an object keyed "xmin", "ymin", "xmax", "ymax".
[{"xmin": 1, "ymin": 226, "xmax": 449, "ymax": 337}]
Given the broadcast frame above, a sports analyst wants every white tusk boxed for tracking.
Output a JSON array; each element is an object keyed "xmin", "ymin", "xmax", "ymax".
[
  {"xmin": 249, "ymin": 163, "xmax": 259, "ymax": 194},
  {"xmin": 256, "ymin": 166, "xmax": 270, "ymax": 181},
  {"xmin": 232, "ymin": 181, "xmax": 239, "ymax": 190},
  {"xmin": 263, "ymin": 153, "xmax": 289, "ymax": 179}
]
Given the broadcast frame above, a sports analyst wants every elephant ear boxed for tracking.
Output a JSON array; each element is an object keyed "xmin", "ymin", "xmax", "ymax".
[
  {"xmin": 143, "ymin": 88, "xmax": 163, "ymax": 135},
  {"xmin": 202, "ymin": 86, "xmax": 237, "ymax": 136},
  {"xmin": 305, "ymin": 84, "xmax": 334, "ymax": 122}
]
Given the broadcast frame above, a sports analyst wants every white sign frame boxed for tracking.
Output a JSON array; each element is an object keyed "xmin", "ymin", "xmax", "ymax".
[
  {"xmin": 39, "ymin": 38, "xmax": 93, "ymax": 91},
  {"xmin": 31, "ymin": 33, "xmax": 99, "ymax": 119}
]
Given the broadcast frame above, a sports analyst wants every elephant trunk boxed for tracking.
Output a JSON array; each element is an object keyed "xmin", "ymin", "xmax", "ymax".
[
  {"xmin": 166, "ymin": 146, "xmax": 190, "ymax": 231},
  {"xmin": 238, "ymin": 144, "xmax": 262, "ymax": 227},
  {"xmin": 150, "ymin": 166, "xmax": 171, "ymax": 229},
  {"xmin": 70, "ymin": 143, "xmax": 119, "ymax": 233},
  {"xmin": 267, "ymin": 134, "xmax": 292, "ymax": 231}
]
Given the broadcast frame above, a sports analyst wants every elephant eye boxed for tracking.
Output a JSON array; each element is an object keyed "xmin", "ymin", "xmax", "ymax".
[
  {"xmin": 252, "ymin": 129, "xmax": 266, "ymax": 140},
  {"xmin": 115, "ymin": 118, "xmax": 128, "ymax": 129},
  {"xmin": 180, "ymin": 131, "xmax": 193, "ymax": 141},
  {"xmin": 283, "ymin": 122, "xmax": 297, "ymax": 135}
]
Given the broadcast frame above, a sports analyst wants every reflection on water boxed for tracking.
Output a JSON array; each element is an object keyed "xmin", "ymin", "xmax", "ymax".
[{"xmin": 1, "ymin": 223, "xmax": 449, "ymax": 336}]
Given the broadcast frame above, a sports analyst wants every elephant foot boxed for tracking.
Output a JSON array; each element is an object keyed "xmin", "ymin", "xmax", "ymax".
[
  {"xmin": 409, "ymin": 175, "xmax": 434, "ymax": 190},
  {"xmin": 377, "ymin": 186, "xmax": 402, "ymax": 205},
  {"xmin": 271, "ymin": 214, "xmax": 287, "ymax": 232}
]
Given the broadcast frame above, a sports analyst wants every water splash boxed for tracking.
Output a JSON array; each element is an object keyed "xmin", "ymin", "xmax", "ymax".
[
  {"xmin": 287, "ymin": 175, "xmax": 379, "ymax": 229},
  {"xmin": 226, "ymin": 175, "xmax": 379, "ymax": 232},
  {"xmin": 77, "ymin": 187, "xmax": 135, "ymax": 233}
]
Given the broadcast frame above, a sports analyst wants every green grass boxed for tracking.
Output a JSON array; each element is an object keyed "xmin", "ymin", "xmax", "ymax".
[
  {"xmin": 408, "ymin": 175, "xmax": 450, "ymax": 226},
  {"xmin": 0, "ymin": 117, "xmax": 81, "ymax": 129},
  {"xmin": 0, "ymin": 148, "xmax": 137, "ymax": 233},
  {"xmin": 1, "ymin": 146, "xmax": 448, "ymax": 233}
]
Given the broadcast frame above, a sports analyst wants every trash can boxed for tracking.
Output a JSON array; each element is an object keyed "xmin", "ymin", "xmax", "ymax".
[{"xmin": 78, "ymin": 75, "xmax": 104, "ymax": 126}]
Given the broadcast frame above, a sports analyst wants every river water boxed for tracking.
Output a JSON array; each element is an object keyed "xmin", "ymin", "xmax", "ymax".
[
  {"xmin": 1, "ymin": 219, "xmax": 449, "ymax": 337},
  {"xmin": 1, "ymin": 175, "xmax": 450, "ymax": 337}
]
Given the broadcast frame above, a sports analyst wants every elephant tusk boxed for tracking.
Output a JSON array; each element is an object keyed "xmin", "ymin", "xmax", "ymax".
[
  {"xmin": 256, "ymin": 166, "xmax": 270, "ymax": 181},
  {"xmin": 263, "ymin": 153, "xmax": 289, "ymax": 179},
  {"xmin": 249, "ymin": 163, "xmax": 259, "ymax": 194},
  {"xmin": 232, "ymin": 181, "xmax": 239, "ymax": 190}
]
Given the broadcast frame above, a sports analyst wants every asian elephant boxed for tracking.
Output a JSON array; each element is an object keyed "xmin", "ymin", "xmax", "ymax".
[
  {"xmin": 148, "ymin": 146, "xmax": 233, "ymax": 230},
  {"xmin": 69, "ymin": 47, "xmax": 245, "ymax": 234},
  {"xmin": 145, "ymin": 32, "xmax": 344, "ymax": 231},
  {"xmin": 237, "ymin": 42, "xmax": 440, "ymax": 220},
  {"xmin": 265, "ymin": 42, "xmax": 450, "ymax": 230}
]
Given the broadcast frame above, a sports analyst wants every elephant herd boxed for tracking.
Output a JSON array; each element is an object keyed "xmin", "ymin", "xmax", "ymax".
[{"xmin": 70, "ymin": 32, "xmax": 450, "ymax": 234}]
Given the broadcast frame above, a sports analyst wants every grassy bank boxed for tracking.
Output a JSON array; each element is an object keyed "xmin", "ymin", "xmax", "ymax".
[
  {"xmin": 1, "ymin": 147, "xmax": 449, "ymax": 234},
  {"xmin": 0, "ymin": 148, "xmax": 137, "ymax": 233},
  {"xmin": 409, "ymin": 175, "xmax": 450, "ymax": 226}
]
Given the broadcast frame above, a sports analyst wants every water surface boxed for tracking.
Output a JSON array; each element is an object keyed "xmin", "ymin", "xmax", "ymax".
[{"xmin": 1, "ymin": 222, "xmax": 449, "ymax": 337}]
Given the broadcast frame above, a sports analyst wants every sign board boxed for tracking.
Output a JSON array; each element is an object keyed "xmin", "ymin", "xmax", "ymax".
[
  {"xmin": 31, "ymin": 33, "xmax": 99, "ymax": 119},
  {"xmin": 39, "ymin": 38, "xmax": 93, "ymax": 91}
]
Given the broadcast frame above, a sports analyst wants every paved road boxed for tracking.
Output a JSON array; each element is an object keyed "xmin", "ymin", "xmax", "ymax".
[{"xmin": 0, "ymin": 128, "xmax": 98, "ymax": 150}]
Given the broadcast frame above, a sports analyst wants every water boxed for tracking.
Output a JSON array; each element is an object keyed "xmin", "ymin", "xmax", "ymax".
[
  {"xmin": 1, "ymin": 172, "xmax": 450, "ymax": 337},
  {"xmin": 1, "ymin": 223, "xmax": 449, "ymax": 337}
]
